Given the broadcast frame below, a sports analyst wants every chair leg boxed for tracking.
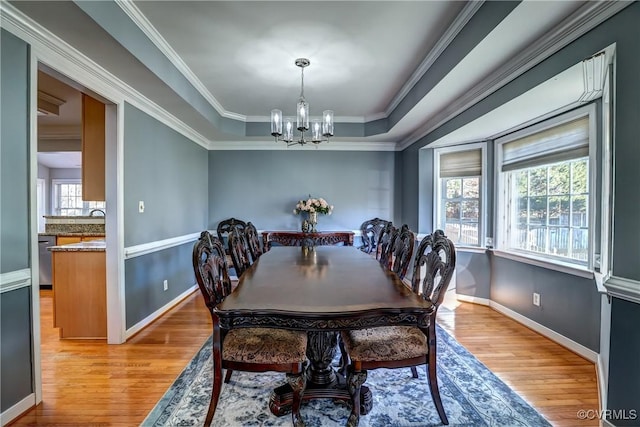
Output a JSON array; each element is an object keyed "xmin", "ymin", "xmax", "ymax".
[
  {"xmin": 346, "ymin": 366, "xmax": 367, "ymax": 427},
  {"xmin": 410, "ymin": 366, "xmax": 419, "ymax": 378},
  {"xmin": 205, "ymin": 351, "xmax": 224, "ymax": 427},
  {"xmin": 287, "ymin": 372, "xmax": 307, "ymax": 427},
  {"xmin": 338, "ymin": 336, "xmax": 349, "ymax": 377},
  {"xmin": 224, "ymin": 369, "xmax": 233, "ymax": 383},
  {"xmin": 426, "ymin": 359, "xmax": 448, "ymax": 425}
]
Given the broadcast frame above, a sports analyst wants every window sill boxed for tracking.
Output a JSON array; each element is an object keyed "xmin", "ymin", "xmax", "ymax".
[
  {"xmin": 492, "ymin": 249, "xmax": 594, "ymax": 279},
  {"xmin": 456, "ymin": 246, "xmax": 487, "ymax": 254}
]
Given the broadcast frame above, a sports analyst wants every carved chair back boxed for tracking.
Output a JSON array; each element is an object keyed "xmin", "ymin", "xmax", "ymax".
[
  {"xmin": 228, "ymin": 227, "xmax": 252, "ymax": 277},
  {"xmin": 410, "ymin": 229, "xmax": 456, "ymax": 316},
  {"xmin": 216, "ymin": 217, "xmax": 247, "ymax": 249},
  {"xmin": 244, "ymin": 222, "xmax": 263, "ymax": 261},
  {"xmin": 389, "ymin": 224, "xmax": 416, "ymax": 280},
  {"xmin": 359, "ymin": 218, "xmax": 391, "ymax": 254},
  {"xmin": 192, "ymin": 231, "xmax": 232, "ymax": 313},
  {"xmin": 376, "ymin": 222, "xmax": 399, "ymax": 267}
]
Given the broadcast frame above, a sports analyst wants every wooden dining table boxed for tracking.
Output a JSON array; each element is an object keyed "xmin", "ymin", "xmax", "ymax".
[{"xmin": 215, "ymin": 245, "xmax": 434, "ymax": 419}]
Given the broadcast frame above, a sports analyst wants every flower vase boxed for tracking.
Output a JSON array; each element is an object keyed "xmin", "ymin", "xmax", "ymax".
[{"xmin": 308, "ymin": 211, "xmax": 318, "ymax": 232}]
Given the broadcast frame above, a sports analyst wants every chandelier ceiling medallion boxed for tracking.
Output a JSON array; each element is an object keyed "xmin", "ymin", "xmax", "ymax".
[{"xmin": 270, "ymin": 58, "xmax": 334, "ymax": 147}]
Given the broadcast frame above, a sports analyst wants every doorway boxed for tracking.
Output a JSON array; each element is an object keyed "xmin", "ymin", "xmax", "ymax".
[{"xmin": 31, "ymin": 60, "xmax": 125, "ymax": 408}]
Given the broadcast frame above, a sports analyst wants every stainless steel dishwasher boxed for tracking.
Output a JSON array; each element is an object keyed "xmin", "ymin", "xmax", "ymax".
[{"xmin": 38, "ymin": 235, "xmax": 56, "ymax": 288}]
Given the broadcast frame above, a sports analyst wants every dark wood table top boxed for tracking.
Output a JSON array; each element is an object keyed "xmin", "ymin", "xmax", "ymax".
[{"xmin": 215, "ymin": 246, "xmax": 434, "ymax": 331}]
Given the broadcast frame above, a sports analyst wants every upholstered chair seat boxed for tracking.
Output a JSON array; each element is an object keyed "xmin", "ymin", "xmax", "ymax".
[
  {"xmin": 341, "ymin": 326, "xmax": 426, "ymax": 362},
  {"xmin": 223, "ymin": 328, "xmax": 308, "ymax": 364}
]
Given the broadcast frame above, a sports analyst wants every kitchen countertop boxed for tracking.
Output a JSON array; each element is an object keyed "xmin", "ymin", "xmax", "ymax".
[{"xmin": 49, "ymin": 240, "xmax": 106, "ymax": 252}]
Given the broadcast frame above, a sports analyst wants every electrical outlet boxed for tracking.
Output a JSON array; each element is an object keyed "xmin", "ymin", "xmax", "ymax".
[
  {"xmin": 138, "ymin": 201, "xmax": 145, "ymax": 213},
  {"xmin": 163, "ymin": 279, "xmax": 168, "ymax": 291},
  {"xmin": 533, "ymin": 292, "xmax": 540, "ymax": 306}
]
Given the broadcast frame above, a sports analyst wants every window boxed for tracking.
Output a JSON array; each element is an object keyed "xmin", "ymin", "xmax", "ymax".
[
  {"xmin": 496, "ymin": 106, "xmax": 594, "ymax": 268},
  {"xmin": 52, "ymin": 179, "xmax": 105, "ymax": 216},
  {"xmin": 509, "ymin": 159, "xmax": 588, "ymax": 262},
  {"xmin": 435, "ymin": 144, "xmax": 484, "ymax": 246}
]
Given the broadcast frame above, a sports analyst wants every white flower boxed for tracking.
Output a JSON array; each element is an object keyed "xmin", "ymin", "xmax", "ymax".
[{"xmin": 309, "ymin": 207, "xmax": 315, "ymax": 213}]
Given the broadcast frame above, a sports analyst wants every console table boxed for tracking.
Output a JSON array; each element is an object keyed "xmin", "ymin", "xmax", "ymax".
[{"xmin": 262, "ymin": 230, "xmax": 354, "ymax": 250}]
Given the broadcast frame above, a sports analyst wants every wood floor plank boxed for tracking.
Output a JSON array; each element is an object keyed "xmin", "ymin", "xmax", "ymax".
[{"xmin": 10, "ymin": 289, "xmax": 598, "ymax": 426}]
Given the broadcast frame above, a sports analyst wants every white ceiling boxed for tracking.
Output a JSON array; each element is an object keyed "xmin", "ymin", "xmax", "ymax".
[{"xmin": 14, "ymin": 0, "xmax": 618, "ymax": 151}]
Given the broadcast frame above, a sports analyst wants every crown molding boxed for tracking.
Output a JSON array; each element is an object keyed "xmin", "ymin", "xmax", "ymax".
[
  {"xmin": 385, "ymin": 1, "xmax": 484, "ymax": 117},
  {"xmin": 397, "ymin": 0, "xmax": 631, "ymax": 151},
  {"xmin": 0, "ymin": 1, "xmax": 212, "ymax": 150},
  {"xmin": 209, "ymin": 140, "xmax": 397, "ymax": 152},
  {"xmin": 115, "ymin": 0, "xmax": 246, "ymax": 122}
]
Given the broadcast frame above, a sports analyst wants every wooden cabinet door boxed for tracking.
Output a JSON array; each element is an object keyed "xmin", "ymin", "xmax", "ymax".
[
  {"xmin": 56, "ymin": 236, "xmax": 82, "ymax": 246},
  {"xmin": 82, "ymin": 93, "xmax": 105, "ymax": 201}
]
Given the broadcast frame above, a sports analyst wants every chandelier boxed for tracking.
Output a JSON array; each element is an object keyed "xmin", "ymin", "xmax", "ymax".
[{"xmin": 270, "ymin": 58, "xmax": 334, "ymax": 146}]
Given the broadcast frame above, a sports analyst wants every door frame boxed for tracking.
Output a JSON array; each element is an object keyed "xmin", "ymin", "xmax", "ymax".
[{"xmin": 26, "ymin": 32, "xmax": 127, "ymax": 405}]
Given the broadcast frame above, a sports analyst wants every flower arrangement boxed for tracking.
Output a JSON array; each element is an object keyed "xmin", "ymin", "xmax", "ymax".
[{"xmin": 293, "ymin": 195, "xmax": 333, "ymax": 215}]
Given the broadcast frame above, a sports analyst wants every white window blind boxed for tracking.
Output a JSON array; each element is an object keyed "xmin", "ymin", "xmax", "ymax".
[
  {"xmin": 439, "ymin": 148, "xmax": 482, "ymax": 177},
  {"xmin": 501, "ymin": 116, "xmax": 589, "ymax": 171}
]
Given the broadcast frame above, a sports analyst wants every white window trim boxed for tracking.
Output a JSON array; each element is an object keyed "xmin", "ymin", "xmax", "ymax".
[
  {"xmin": 433, "ymin": 142, "xmax": 487, "ymax": 249},
  {"xmin": 494, "ymin": 103, "xmax": 598, "ymax": 274}
]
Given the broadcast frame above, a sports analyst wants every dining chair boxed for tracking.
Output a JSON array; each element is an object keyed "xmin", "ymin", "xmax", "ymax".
[
  {"xmin": 192, "ymin": 231, "xmax": 308, "ymax": 427},
  {"xmin": 228, "ymin": 226, "xmax": 252, "ymax": 277},
  {"xmin": 340, "ymin": 230, "xmax": 456, "ymax": 426},
  {"xmin": 216, "ymin": 217, "xmax": 247, "ymax": 245},
  {"xmin": 375, "ymin": 222, "xmax": 398, "ymax": 266},
  {"xmin": 358, "ymin": 218, "xmax": 390, "ymax": 255},
  {"xmin": 244, "ymin": 221, "xmax": 263, "ymax": 262},
  {"xmin": 388, "ymin": 224, "xmax": 415, "ymax": 280}
]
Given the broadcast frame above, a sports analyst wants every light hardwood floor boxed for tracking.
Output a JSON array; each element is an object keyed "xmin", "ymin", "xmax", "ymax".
[{"xmin": 11, "ymin": 289, "xmax": 598, "ymax": 426}]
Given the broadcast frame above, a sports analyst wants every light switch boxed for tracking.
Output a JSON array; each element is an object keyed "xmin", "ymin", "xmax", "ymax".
[{"xmin": 138, "ymin": 201, "xmax": 145, "ymax": 213}]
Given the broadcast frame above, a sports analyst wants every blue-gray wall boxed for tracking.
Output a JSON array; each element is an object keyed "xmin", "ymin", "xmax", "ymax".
[
  {"xmin": 208, "ymin": 150, "xmax": 397, "ymax": 232},
  {"xmin": 0, "ymin": 29, "xmax": 34, "ymax": 413},
  {"xmin": 400, "ymin": 4, "xmax": 640, "ymax": 419},
  {"xmin": 607, "ymin": 298, "xmax": 640, "ymax": 425},
  {"xmin": 123, "ymin": 103, "xmax": 208, "ymax": 327}
]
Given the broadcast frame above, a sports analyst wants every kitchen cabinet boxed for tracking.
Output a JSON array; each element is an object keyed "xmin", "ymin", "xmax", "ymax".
[
  {"xmin": 82, "ymin": 93, "xmax": 105, "ymax": 201},
  {"xmin": 55, "ymin": 236, "xmax": 102, "ymax": 246},
  {"xmin": 52, "ymin": 250, "xmax": 106, "ymax": 339}
]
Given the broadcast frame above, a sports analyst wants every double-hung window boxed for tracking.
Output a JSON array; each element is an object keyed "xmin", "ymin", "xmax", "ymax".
[
  {"xmin": 434, "ymin": 143, "xmax": 484, "ymax": 247},
  {"xmin": 495, "ymin": 105, "xmax": 595, "ymax": 268},
  {"xmin": 52, "ymin": 179, "xmax": 105, "ymax": 216}
]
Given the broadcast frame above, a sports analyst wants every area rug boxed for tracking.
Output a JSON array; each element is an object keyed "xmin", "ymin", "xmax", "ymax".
[{"xmin": 142, "ymin": 325, "xmax": 550, "ymax": 427}]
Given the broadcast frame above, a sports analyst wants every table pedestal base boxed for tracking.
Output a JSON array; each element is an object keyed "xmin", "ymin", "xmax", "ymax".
[
  {"xmin": 268, "ymin": 381, "xmax": 372, "ymax": 417},
  {"xmin": 269, "ymin": 331, "xmax": 373, "ymax": 417}
]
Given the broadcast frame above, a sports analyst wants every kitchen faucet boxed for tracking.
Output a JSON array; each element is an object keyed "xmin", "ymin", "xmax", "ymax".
[{"xmin": 89, "ymin": 209, "xmax": 105, "ymax": 216}]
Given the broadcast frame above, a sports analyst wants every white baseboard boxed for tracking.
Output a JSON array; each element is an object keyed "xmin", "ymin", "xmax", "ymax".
[
  {"xmin": 125, "ymin": 285, "xmax": 198, "ymax": 339},
  {"xmin": 0, "ymin": 393, "xmax": 35, "ymax": 426},
  {"xmin": 489, "ymin": 301, "xmax": 598, "ymax": 363},
  {"xmin": 455, "ymin": 293, "xmax": 490, "ymax": 306}
]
